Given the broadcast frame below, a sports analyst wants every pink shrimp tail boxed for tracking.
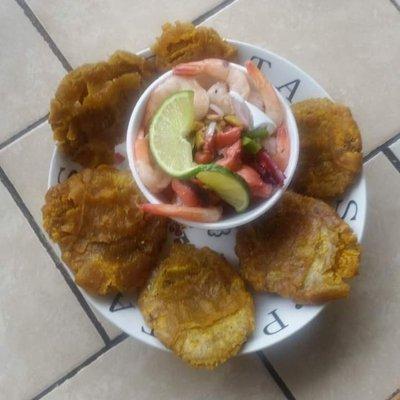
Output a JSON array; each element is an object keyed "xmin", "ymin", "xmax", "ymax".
[
  {"xmin": 245, "ymin": 61, "xmax": 263, "ymax": 84},
  {"xmin": 274, "ymin": 124, "xmax": 290, "ymax": 172},
  {"xmin": 139, "ymin": 203, "xmax": 222, "ymax": 223},
  {"xmin": 173, "ymin": 63, "xmax": 203, "ymax": 76},
  {"xmin": 245, "ymin": 60, "xmax": 283, "ymax": 127}
]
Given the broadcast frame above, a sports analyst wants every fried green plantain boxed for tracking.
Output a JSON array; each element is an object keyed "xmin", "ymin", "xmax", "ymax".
[
  {"xmin": 49, "ymin": 51, "xmax": 154, "ymax": 167},
  {"xmin": 42, "ymin": 165, "xmax": 166, "ymax": 295},
  {"xmin": 292, "ymin": 98, "xmax": 362, "ymax": 198},
  {"xmin": 236, "ymin": 191, "xmax": 361, "ymax": 304},
  {"xmin": 139, "ymin": 243, "xmax": 254, "ymax": 368},
  {"xmin": 152, "ymin": 21, "xmax": 237, "ymax": 71}
]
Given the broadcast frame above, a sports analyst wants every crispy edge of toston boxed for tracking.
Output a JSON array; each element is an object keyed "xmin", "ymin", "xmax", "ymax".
[
  {"xmin": 292, "ymin": 98, "xmax": 363, "ymax": 199},
  {"xmin": 42, "ymin": 165, "xmax": 167, "ymax": 295},
  {"xmin": 49, "ymin": 51, "xmax": 154, "ymax": 167},
  {"xmin": 151, "ymin": 21, "xmax": 237, "ymax": 71},
  {"xmin": 139, "ymin": 243, "xmax": 255, "ymax": 369},
  {"xmin": 235, "ymin": 191, "xmax": 361, "ymax": 304}
]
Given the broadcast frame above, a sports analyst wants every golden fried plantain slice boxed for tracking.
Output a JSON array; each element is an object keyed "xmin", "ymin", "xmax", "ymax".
[
  {"xmin": 236, "ymin": 191, "xmax": 360, "ymax": 304},
  {"xmin": 42, "ymin": 165, "xmax": 166, "ymax": 295},
  {"xmin": 49, "ymin": 51, "xmax": 154, "ymax": 167},
  {"xmin": 139, "ymin": 244, "xmax": 254, "ymax": 368},
  {"xmin": 151, "ymin": 21, "xmax": 237, "ymax": 71},
  {"xmin": 292, "ymin": 98, "xmax": 362, "ymax": 198}
]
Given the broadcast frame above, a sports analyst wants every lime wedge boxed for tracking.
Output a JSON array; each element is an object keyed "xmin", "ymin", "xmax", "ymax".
[
  {"xmin": 149, "ymin": 91, "xmax": 196, "ymax": 178},
  {"xmin": 196, "ymin": 165, "xmax": 250, "ymax": 212}
]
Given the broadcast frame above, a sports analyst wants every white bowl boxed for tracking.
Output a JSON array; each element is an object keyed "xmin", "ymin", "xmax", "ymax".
[{"xmin": 126, "ymin": 62, "xmax": 299, "ymax": 230}]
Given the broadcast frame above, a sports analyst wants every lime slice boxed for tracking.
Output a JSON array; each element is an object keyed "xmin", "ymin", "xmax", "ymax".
[
  {"xmin": 196, "ymin": 164, "xmax": 250, "ymax": 212},
  {"xmin": 149, "ymin": 91, "xmax": 196, "ymax": 178}
]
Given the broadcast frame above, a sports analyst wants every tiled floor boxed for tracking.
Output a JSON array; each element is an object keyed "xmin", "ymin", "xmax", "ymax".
[
  {"xmin": 0, "ymin": 0, "xmax": 64, "ymax": 144},
  {"xmin": 0, "ymin": 183, "xmax": 105, "ymax": 399},
  {"xmin": 26, "ymin": 0, "xmax": 223, "ymax": 67},
  {"xmin": 42, "ymin": 339, "xmax": 284, "ymax": 400},
  {"xmin": 1, "ymin": 1, "xmax": 399, "ymax": 399}
]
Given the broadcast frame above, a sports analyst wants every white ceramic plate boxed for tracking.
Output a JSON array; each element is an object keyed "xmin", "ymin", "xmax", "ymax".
[{"xmin": 48, "ymin": 41, "xmax": 366, "ymax": 353}]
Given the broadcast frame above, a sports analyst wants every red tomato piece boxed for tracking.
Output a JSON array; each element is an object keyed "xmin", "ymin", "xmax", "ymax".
[
  {"xmin": 217, "ymin": 140, "xmax": 242, "ymax": 171},
  {"xmin": 215, "ymin": 127, "xmax": 242, "ymax": 150},
  {"xmin": 236, "ymin": 165, "xmax": 273, "ymax": 198}
]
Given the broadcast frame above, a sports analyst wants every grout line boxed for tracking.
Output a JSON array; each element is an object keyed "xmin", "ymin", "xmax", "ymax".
[
  {"xmin": 257, "ymin": 351, "xmax": 296, "ymax": 400},
  {"xmin": 390, "ymin": 0, "xmax": 400, "ymax": 12},
  {"xmin": 31, "ymin": 332, "xmax": 128, "ymax": 400},
  {"xmin": 363, "ymin": 131, "xmax": 400, "ymax": 163},
  {"xmin": 383, "ymin": 147, "xmax": 400, "ymax": 172},
  {"xmin": 0, "ymin": 167, "xmax": 111, "ymax": 346},
  {"xmin": 387, "ymin": 388, "xmax": 400, "ymax": 400},
  {"xmin": 0, "ymin": 114, "xmax": 48, "ymax": 151},
  {"xmin": 191, "ymin": 0, "xmax": 236, "ymax": 25},
  {"xmin": 14, "ymin": 0, "xmax": 73, "ymax": 72}
]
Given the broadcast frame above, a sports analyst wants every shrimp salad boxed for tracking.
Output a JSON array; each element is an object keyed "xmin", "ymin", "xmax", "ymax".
[{"xmin": 134, "ymin": 59, "xmax": 290, "ymax": 223}]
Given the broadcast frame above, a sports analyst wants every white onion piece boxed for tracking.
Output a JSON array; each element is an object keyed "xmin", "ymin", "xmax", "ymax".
[
  {"xmin": 229, "ymin": 91, "xmax": 253, "ymax": 129},
  {"xmin": 209, "ymin": 103, "xmax": 224, "ymax": 116},
  {"xmin": 205, "ymin": 121, "xmax": 217, "ymax": 139}
]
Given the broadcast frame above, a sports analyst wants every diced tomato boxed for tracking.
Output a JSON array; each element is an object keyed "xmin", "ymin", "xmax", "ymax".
[
  {"xmin": 257, "ymin": 150, "xmax": 285, "ymax": 186},
  {"xmin": 195, "ymin": 150, "xmax": 213, "ymax": 164},
  {"xmin": 236, "ymin": 165, "xmax": 273, "ymax": 198},
  {"xmin": 217, "ymin": 140, "xmax": 242, "ymax": 171},
  {"xmin": 195, "ymin": 133, "xmax": 216, "ymax": 164},
  {"xmin": 171, "ymin": 179, "xmax": 201, "ymax": 207},
  {"xmin": 139, "ymin": 203, "xmax": 222, "ymax": 222},
  {"xmin": 215, "ymin": 127, "xmax": 242, "ymax": 149}
]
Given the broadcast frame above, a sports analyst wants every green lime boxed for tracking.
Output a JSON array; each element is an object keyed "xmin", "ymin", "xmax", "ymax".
[
  {"xmin": 196, "ymin": 164, "xmax": 250, "ymax": 212},
  {"xmin": 149, "ymin": 90, "xmax": 196, "ymax": 178}
]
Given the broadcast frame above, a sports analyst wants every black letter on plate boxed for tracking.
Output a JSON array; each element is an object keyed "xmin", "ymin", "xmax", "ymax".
[
  {"xmin": 109, "ymin": 293, "xmax": 134, "ymax": 312},
  {"xmin": 263, "ymin": 309, "xmax": 288, "ymax": 335},
  {"xmin": 141, "ymin": 326, "xmax": 155, "ymax": 336},
  {"xmin": 277, "ymin": 79, "xmax": 300, "ymax": 103},
  {"xmin": 250, "ymin": 55, "xmax": 272, "ymax": 70},
  {"xmin": 341, "ymin": 200, "xmax": 358, "ymax": 221}
]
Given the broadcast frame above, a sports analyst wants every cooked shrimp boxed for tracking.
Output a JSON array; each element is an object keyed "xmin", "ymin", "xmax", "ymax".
[
  {"xmin": 274, "ymin": 124, "xmax": 290, "ymax": 172},
  {"xmin": 174, "ymin": 58, "xmax": 250, "ymax": 99},
  {"xmin": 134, "ymin": 128, "xmax": 171, "ymax": 193},
  {"xmin": 144, "ymin": 75, "xmax": 209, "ymax": 126},
  {"xmin": 247, "ymin": 89, "xmax": 265, "ymax": 111},
  {"xmin": 171, "ymin": 179, "xmax": 201, "ymax": 207},
  {"xmin": 140, "ymin": 203, "xmax": 222, "ymax": 223},
  {"xmin": 245, "ymin": 61, "xmax": 283, "ymax": 127},
  {"xmin": 228, "ymin": 67, "xmax": 251, "ymax": 99},
  {"xmin": 207, "ymin": 82, "xmax": 233, "ymax": 114},
  {"xmin": 262, "ymin": 124, "xmax": 290, "ymax": 172}
]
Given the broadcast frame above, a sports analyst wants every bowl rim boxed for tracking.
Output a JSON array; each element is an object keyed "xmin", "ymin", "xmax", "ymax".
[{"xmin": 126, "ymin": 61, "xmax": 299, "ymax": 230}]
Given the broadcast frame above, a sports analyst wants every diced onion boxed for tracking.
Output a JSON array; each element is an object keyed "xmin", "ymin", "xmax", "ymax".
[
  {"xmin": 209, "ymin": 103, "xmax": 224, "ymax": 116},
  {"xmin": 230, "ymin": 91, "xmax": 253, "ymax": 129},
  {"xmin": 205, "ymin": 121, "xmax": 217, "ymax": 139}
]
